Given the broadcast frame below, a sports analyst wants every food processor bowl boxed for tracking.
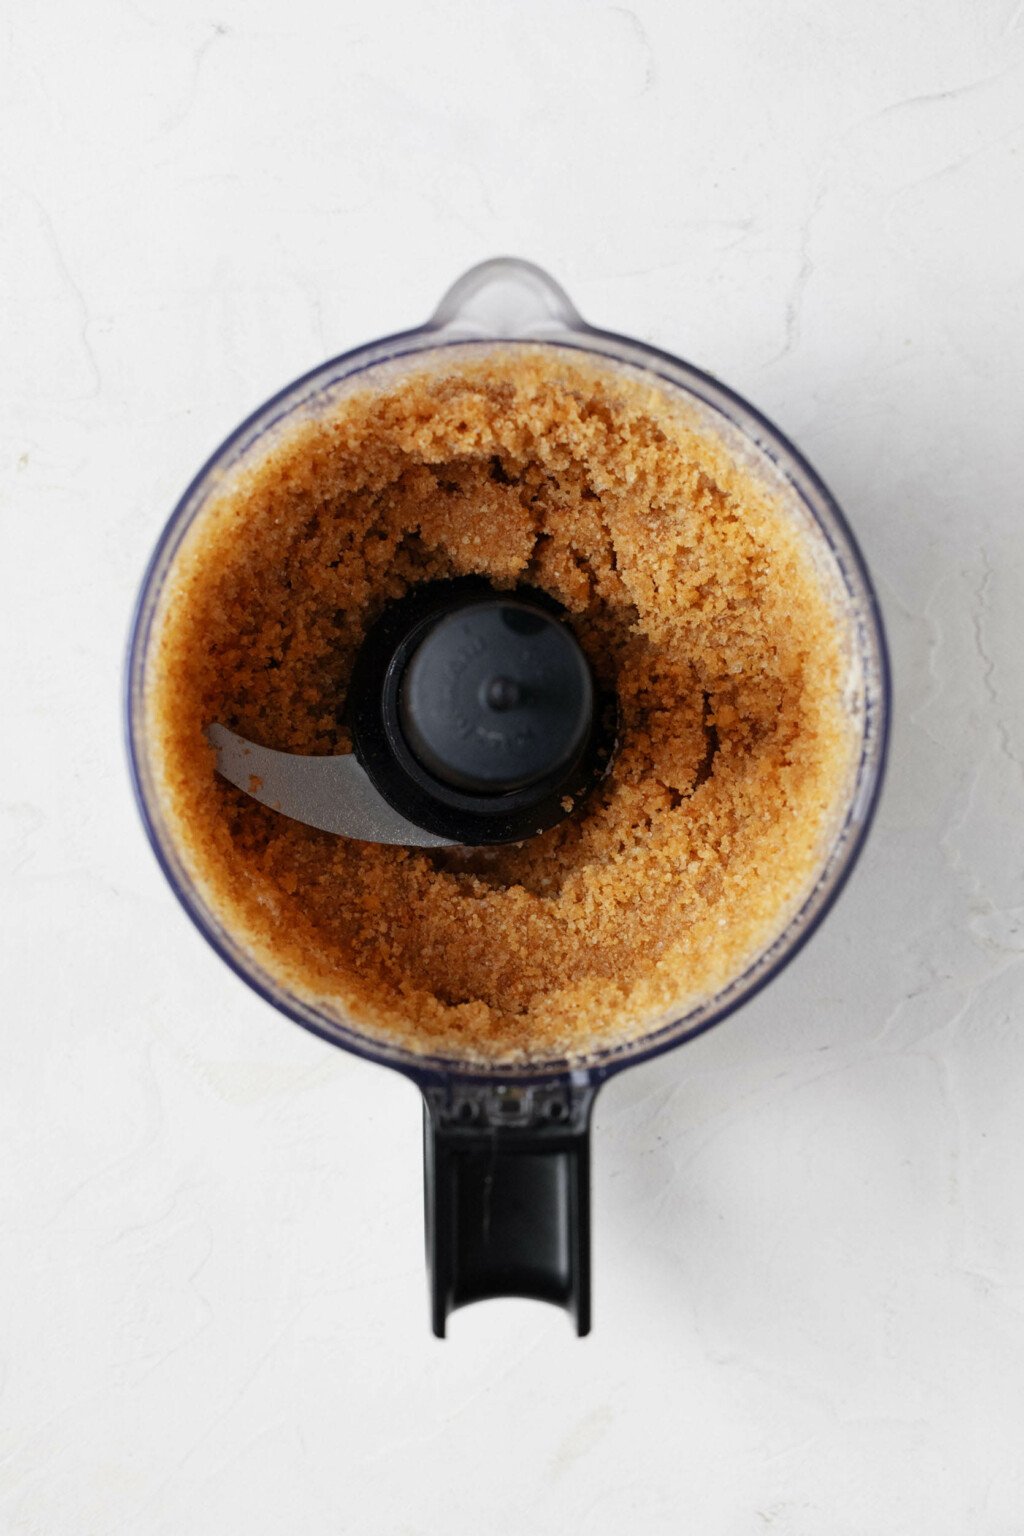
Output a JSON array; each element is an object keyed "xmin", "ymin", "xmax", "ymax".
[{"xmin": 127, "ymin": 258, "xmax": 890, "ymax": 1335}]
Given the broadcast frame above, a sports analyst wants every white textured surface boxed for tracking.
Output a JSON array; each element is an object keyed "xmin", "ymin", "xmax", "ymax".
[{"xmin": 2, "ymin": 1, "xmax": 1023, "ymax": 1531}]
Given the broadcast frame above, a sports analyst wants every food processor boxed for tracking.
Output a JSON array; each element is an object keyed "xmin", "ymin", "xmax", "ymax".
[{"xmin": 126, "ymin": 258, "xmax": 890, "ymax": 1336}]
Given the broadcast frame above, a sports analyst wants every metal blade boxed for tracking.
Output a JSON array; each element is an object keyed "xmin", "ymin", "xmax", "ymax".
[{"xmin": 208, "ymin": 724, "xmax": 456, "ymax": 848}]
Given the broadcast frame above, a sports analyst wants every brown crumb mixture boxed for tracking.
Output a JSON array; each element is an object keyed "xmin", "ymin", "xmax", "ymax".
[{"xmin": 147, "ymin": 348, "xmax": 855, "ymax": 1064}]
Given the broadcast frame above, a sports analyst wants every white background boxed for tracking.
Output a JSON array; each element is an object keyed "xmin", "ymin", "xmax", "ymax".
[{"xmin": 3, "ymin": 1, "xmax": 1023, "ymax": 1531}]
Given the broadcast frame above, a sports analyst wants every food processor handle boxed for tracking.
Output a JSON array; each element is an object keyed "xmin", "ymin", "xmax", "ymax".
[{"xmin": 421, "ymin": 1083, "xmax": 597, "ymax": 1337}]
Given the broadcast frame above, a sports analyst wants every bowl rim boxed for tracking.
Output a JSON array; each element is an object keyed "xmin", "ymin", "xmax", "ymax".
[{"xmin": 125, "ymin": 281, "xmax": 891, "ymax": 1089}]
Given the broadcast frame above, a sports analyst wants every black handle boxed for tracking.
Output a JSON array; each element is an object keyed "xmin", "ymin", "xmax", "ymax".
[{"xmin": 422, "ymin": 1081, "xmax": 597, "ymax": 1337}]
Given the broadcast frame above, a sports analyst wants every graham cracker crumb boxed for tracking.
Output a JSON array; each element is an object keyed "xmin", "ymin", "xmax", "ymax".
[{"xmin": 146, "ymin": 348, "xmax": 855, "ymax": 1064}]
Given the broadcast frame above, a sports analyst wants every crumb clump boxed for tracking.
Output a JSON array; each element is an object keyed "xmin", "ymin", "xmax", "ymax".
[{"xmin": 147, "ymin": 349, "xmax": 855, "ymax": 1063}]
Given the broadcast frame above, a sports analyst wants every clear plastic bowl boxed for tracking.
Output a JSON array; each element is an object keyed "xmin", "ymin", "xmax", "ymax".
[{"xmin": 126, "ymin": 258, "xmax": 890, "ymax": 1333}]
